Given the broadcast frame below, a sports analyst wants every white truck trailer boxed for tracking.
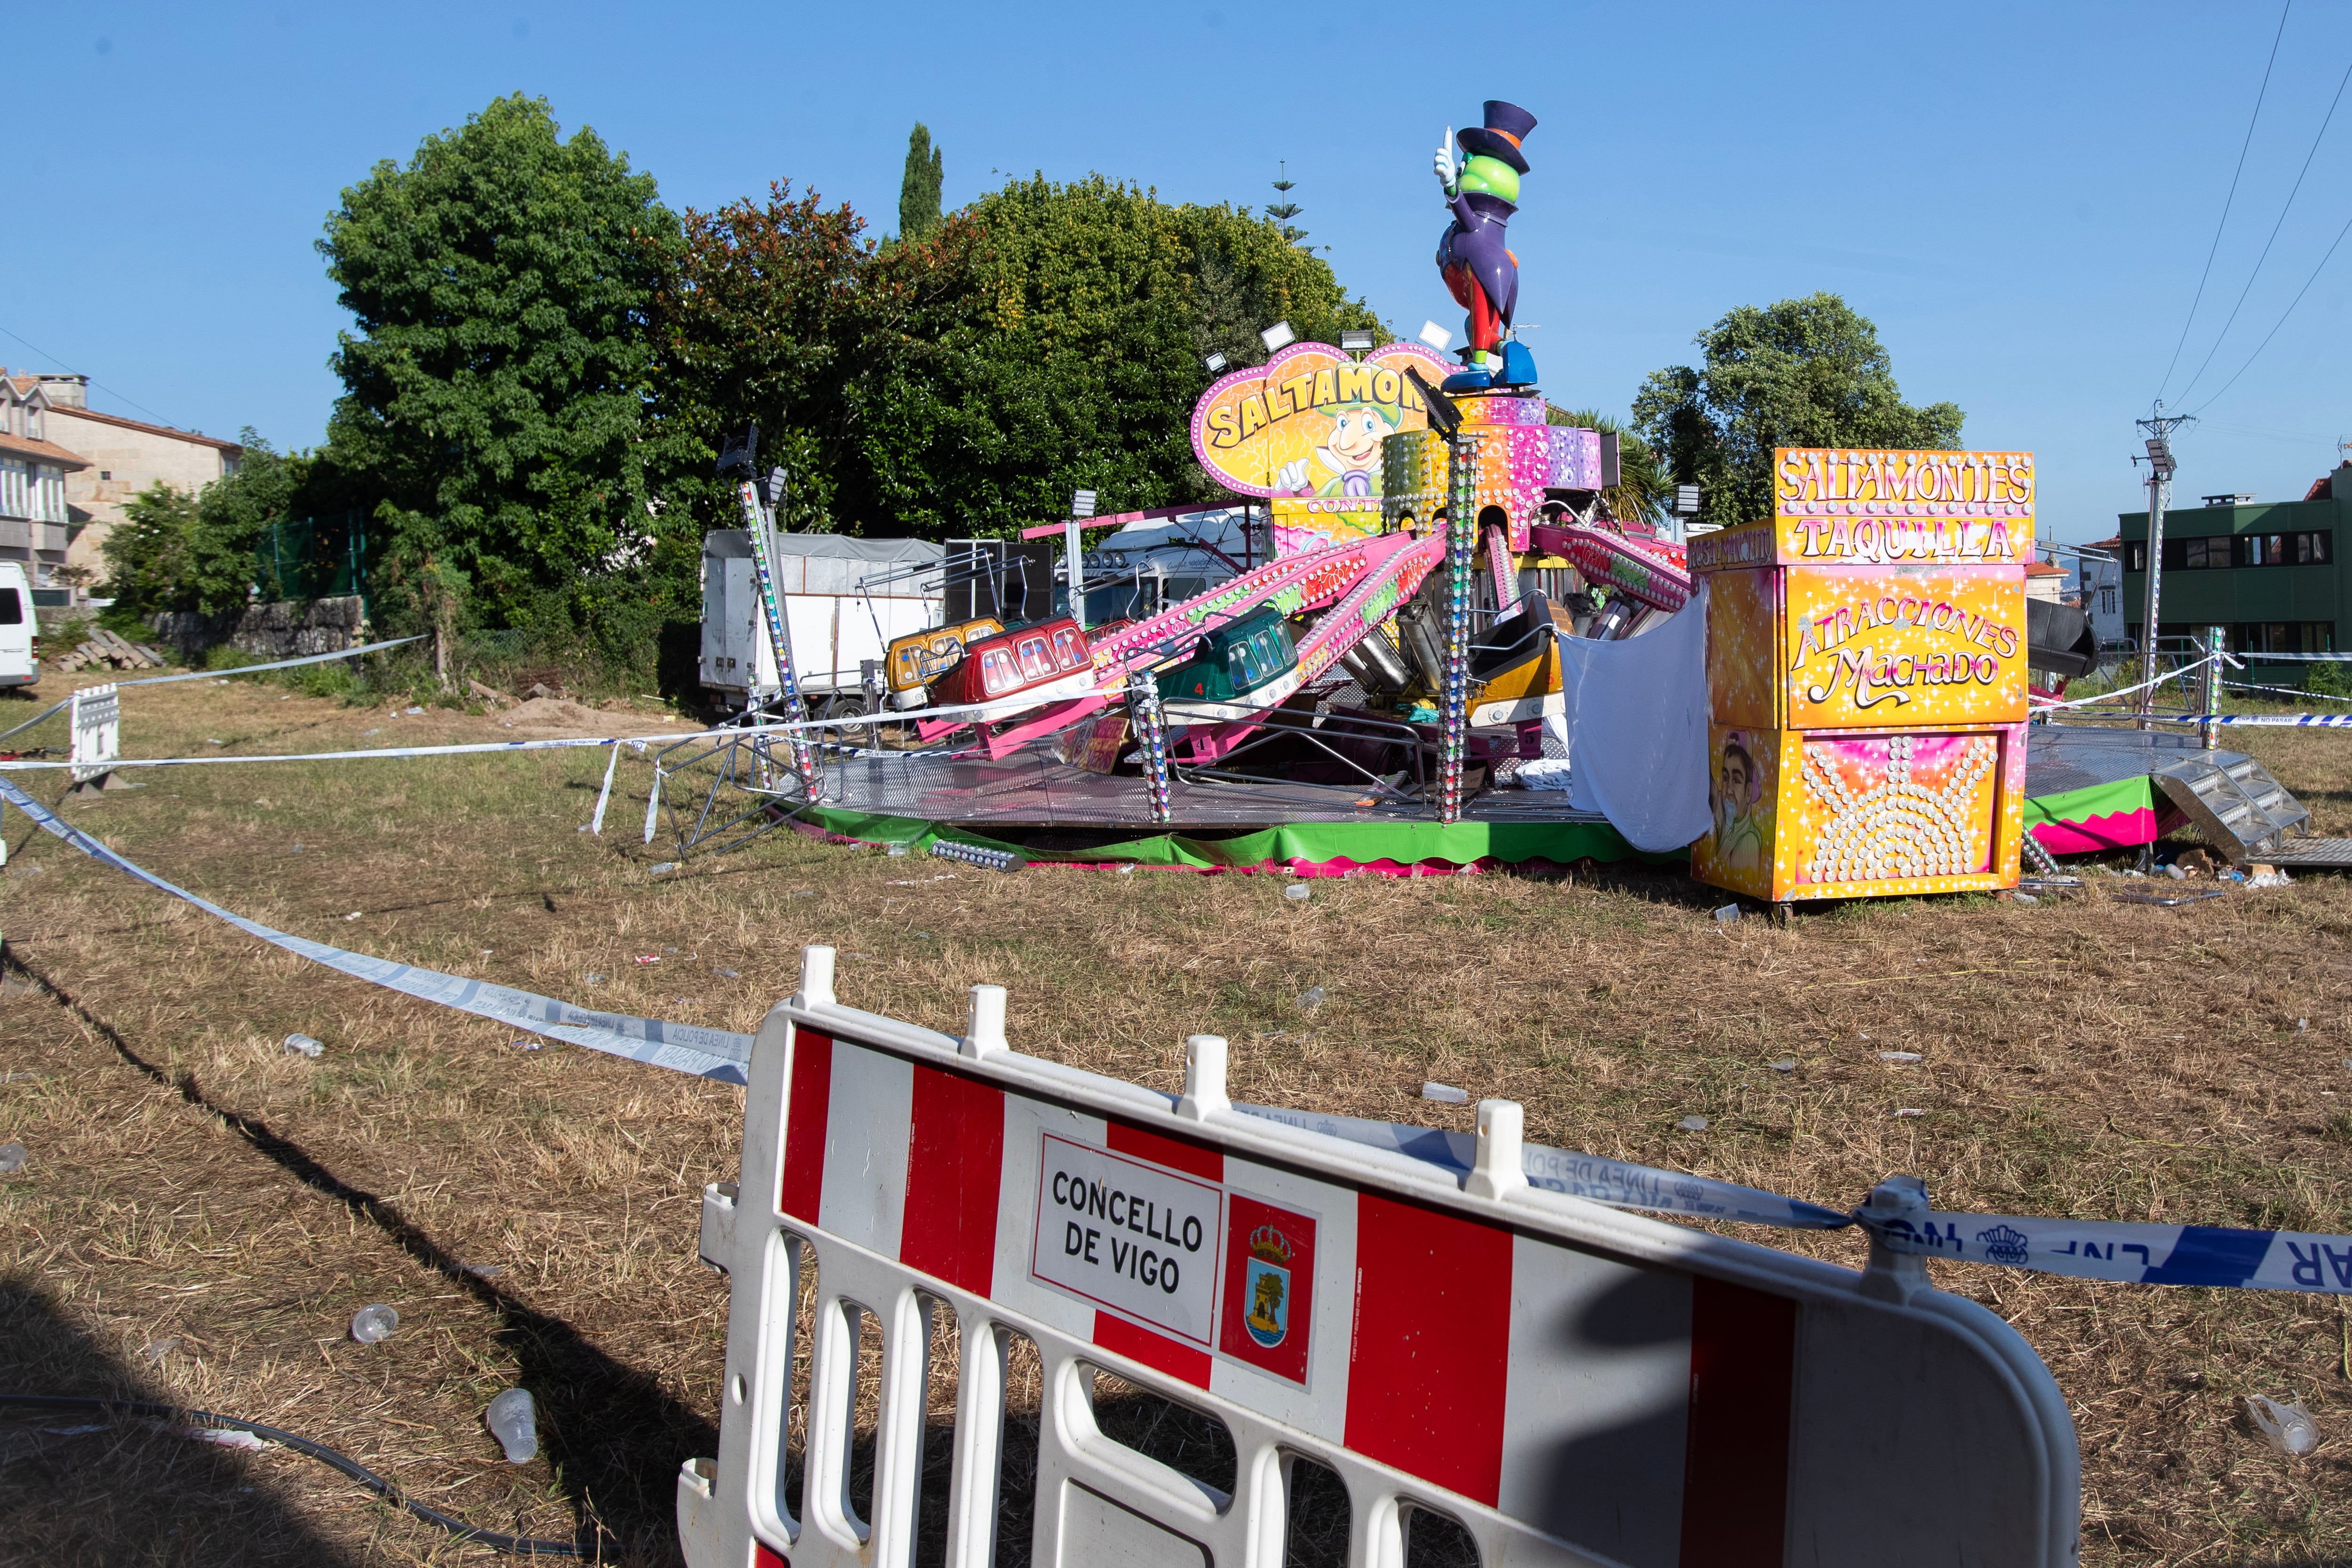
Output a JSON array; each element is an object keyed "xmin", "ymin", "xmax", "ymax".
[{"xmin": 698, "ymin": 530, "xmax": 944, "ymax": 712}]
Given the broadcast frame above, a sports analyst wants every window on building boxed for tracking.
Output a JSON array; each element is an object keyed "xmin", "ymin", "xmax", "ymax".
[
  {"xmin": 25, "ymin": 408, "xmax": 40, "ymax": 441},
  {"xmin": 2232, "ymin": 622, "xmax": 2337, "ymax": 654},
  {"xmin": 2125, "ymin": 542, "xmax": 2146, "ymax": 572},
  {"xmin": 99, "ymin": 470, "xmax": 111, "ymax": 481},
  {"xmin": 2229, "ymin": 530, "xmax": 2331, "ymax": 567}
]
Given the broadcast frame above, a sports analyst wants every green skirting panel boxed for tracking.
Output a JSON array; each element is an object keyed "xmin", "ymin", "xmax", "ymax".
[
  {"xmin": 797, "ymin": 805, "xmax": 1680, "ymax": 872},
  {"xmin": 2021, "ymin": 775, "xmax": 2158, "ymax": 830}
]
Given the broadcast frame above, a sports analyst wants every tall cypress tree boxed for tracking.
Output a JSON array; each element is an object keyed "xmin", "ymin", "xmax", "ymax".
[{"xmin": 898, "ymin": 123, "xmax": 944, "ymax": 241}]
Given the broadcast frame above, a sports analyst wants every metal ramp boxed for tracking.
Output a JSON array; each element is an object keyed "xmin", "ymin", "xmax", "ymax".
[
  {"xmin": 2153, "ymin": 754, "xmax": 2310, "ymax": 862},
  {"xmin": 2263, "ymin": 838, "xmax": 2352, "ymax": 870}
]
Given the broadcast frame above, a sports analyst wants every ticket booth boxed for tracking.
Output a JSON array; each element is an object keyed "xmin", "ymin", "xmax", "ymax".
[{"xmin": 1689, "ymin": 448, "xmax": 2034, "ymax": 902}]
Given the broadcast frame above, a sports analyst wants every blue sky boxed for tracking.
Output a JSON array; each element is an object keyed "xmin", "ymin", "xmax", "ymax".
[{"xmin": 10, "ymin": 1, "xmax": 2352, "ymax": 542}]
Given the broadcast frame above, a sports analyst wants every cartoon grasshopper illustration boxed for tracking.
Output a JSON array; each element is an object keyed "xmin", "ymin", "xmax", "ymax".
[{"xmin": 1432, "ymin": 101, "xmax": 1537, "ymax": 391}]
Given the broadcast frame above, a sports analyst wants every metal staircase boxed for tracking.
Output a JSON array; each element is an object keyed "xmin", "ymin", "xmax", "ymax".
[{"xmin": 2153, "ymin": 755, "xmax": 2310, "ymax": 862}]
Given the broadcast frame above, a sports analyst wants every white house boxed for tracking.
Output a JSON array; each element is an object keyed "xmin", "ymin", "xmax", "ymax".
[
  {"xmin": 0, "ymin": 375, "xmax": 90, "ymax": 590},
  {"xmin": 22, "ymin": 373, "xmax": 241, "ymax": 595}
]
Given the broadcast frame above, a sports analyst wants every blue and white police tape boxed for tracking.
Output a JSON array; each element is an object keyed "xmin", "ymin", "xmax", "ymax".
[
  {"xmin": 2222, "ymin": 678, "xmax": 2352, "ymax": 704},
  {"xmin": 1234, "ymin": 1103, "xmax": 1852, "ymax": 1229},
  {"xmin": 2151, "ymin": 712, "xmax": 2352, "ymax": 728},
  {"xmin": 0, "ymin": 776, "xmax": 749, "ymax": 1086},
  {"xmin": 0, "ymin": 635, "xmax": 428, "ymax": 745},
  {"xmin": 19, "ymin": 764, "xmax": 2352, "ymax": 1299},
  {"xmin": 2031, "ymin": 650, "xmax": 2234, "ymax": 713},
  {"xmin": 1240, "ymin": 1102, "xmax": 2352, "ymax": 1297},
  {"xmin": 0, "ymin": 688, "xmax": 1087, "ymax": 772},
  {"xmin": 1853, "ymin": 1199, "xmax": 2352, "ymax": 1293}
]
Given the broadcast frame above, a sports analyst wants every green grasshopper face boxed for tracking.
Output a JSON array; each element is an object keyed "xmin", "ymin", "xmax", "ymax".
[{"xmin": 1455, "ymin": 152, "xmax": 1520, "ymax": 204}]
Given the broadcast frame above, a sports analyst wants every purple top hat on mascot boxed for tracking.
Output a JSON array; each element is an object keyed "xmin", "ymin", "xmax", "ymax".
[{"xmin": 1434, "ymin": 101, "xmax": 1537, "ymax": 394}]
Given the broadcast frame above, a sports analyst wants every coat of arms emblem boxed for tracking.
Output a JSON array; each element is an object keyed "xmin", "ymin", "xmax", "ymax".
[{"xmin": 1244, "ymin": 1225, "xmax": 1294, "ymax": 1348}]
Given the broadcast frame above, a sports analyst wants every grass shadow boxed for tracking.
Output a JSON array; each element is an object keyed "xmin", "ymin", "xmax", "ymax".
[
  {"xmin": 5, "ymin": 951, "xmax": 713, "ymax": 1563},
  {"xmin": 0, "ymin": 1278, "xmax": 369, "ymax": 1566}
]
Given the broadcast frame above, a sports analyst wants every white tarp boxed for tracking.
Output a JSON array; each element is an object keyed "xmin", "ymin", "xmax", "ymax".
[{"xmin": 1551, "ymin": 581, "xmax": 1712, "ymax": 852}]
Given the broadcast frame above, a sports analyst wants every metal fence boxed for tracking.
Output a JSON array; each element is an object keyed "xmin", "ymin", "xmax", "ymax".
[{"xmin": 255, "ymin": 514, "xmax": 368, "ymax": 604}]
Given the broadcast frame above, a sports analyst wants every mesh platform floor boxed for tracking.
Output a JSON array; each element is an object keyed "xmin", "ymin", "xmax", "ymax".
[
  {"xmin": 2262, "ymin": 839, "xmax": 2352, "ymax": 869},
  {"xmin": 811, "ymin": 749, "xmax": 1608, "ymax": 831},
  {"xmin": 780, "ymin": 721, "xmax": 2248, "ymax": 833},
  {"xmin": 2023, "ymin": 722, "xmax": 2252, "ymax": 795}
]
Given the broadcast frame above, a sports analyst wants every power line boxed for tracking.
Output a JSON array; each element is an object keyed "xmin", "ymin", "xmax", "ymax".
[
  {"xmin": 2185, "ymin": 202, "xmax": 2352, "ymax": 416},
  {"xmin": 2175, "ymin": 55, "xmax": 2352, "ymax": 404},
  {"xmin": 0, "ymin": 321, "xmax": 183, "ymax": 431},
  {"xmin": 2156, "ymin": 0, "xmax": 2291, "ymax": 404}
]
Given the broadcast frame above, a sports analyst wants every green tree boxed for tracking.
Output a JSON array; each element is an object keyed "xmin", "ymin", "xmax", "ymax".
[
  {"xmin": 898, "ymin": 123, "xmax": 944, "ymax": 242},
  {"xmin": 858, "ymin": 176, "xmax": 1383, "ymax": 532},
  {"xmin": 643, "ymin": 180, "xmax": 878, "ymax": 538},
  {"xmin": 1544, "ymin": 407, "xmax": 1667, "ymax": 527},
  {"xmin": 648, "ymin": 173, "xmax": 1383, "ymax": 540},
  {"xmin": 1631, "ymin": 293, "xmax": 1963, "ymax": 531},
  {"xmin": 100, "ymin": 483, "xmax": 201, "ymax": 616},
  {"xmin": 98, "ymin": 430, "xmax": 311, "ymax": 617},
  {"xmin": 1264, "ymin": 162, "xmax": 1304, "ymax": 245},
  {"xmin": 317, "ymin": 93, "xmax": 683, "ymax": 663}
]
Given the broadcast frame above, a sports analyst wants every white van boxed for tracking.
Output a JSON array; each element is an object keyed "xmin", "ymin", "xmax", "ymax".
[{"xmin": 0, "ymin": 562, "xmax": 34, "ymax": 690}]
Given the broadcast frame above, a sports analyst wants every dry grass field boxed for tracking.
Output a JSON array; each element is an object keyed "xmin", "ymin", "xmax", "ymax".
[{"xmin": 7, "ymin": 670, "xmax": 2352, "ymax": 1565}]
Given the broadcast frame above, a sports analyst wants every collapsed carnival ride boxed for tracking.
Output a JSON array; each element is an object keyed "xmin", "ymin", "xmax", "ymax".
[{"xmin": 667, "ymin": 96, "xmax": 2334, "ymax": 893}]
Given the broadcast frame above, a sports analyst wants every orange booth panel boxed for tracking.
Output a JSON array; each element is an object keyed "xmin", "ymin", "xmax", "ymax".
[{"xmin": 1693, "ymin": 721, "xmax": 2028, "ymax": 904}]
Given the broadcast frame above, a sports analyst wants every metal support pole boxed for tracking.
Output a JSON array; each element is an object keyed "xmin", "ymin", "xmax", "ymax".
[
  {"xmin": 1128, "ymin": 681, "xmax": 1173, "ymax": 824},
  {"xmin": 2201, "ymin": 623, "xmax": 2225, "ymax": 750},
  {"xmin": 735, "ymin": 479, "xmax": 818, "ymax": 790},
  {"xmin": 1065, "ymin": 518, "xmax": 1086, "ymax": 628},
  {"xmin": 2134, "ymin": 409, "xmax": 2191, "ymax": 731},
  {"xmin": 1438, "ymin": 432, "xmax": 1480, "ymax": 823},
  {"xmin": 2137, "ymin": 465, "xmax": 2168, "ymax": 731}
]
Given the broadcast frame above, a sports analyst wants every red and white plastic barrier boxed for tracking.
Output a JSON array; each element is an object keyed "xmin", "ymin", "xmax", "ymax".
[{"xmin": 679, "ymin": 948, "xmax": 2079, "ymax": 1567}]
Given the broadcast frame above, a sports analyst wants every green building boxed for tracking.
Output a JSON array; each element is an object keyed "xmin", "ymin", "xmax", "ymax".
[{"xmin": 2119, "ymin": 459, "xmax": 2346, "ymax": 681}]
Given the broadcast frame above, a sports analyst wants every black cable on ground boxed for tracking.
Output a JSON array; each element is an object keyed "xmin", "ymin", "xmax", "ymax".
[{"xmin": 0, "ymin": 1393, "xmax": 583, "ymax": 1557}]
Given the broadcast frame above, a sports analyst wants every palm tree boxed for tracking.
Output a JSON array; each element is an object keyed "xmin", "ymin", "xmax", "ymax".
[{"xmin": 1544, "ymin": 406, "xmax": 1667, "ymax": 527}]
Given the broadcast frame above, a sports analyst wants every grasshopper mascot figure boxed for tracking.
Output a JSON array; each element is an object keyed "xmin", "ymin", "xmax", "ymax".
[{"xmin": 1433, "ymin": 101, "xmax": 1538, "ymax": 392}]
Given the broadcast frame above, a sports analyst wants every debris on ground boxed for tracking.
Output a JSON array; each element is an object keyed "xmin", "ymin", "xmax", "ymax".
[
  {"xmin": 52, "ymin": 629, "xmax": 168, "ymax": 673},
  {"xmin": 2247, "ymin": 1395, "xmax": 2320, "ymax": 1456},
  {"xmin": 485, "ymin": 1389, "xmax": 539, "ymax": 1463},
  {"xmin": 349, "ymin": 1304, "xmax": 398, "ymax": 1344}
]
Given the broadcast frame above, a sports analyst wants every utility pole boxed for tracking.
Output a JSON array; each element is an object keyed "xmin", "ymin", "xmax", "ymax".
[{"xmin": 2132, "ymin": 406, "xmax": 2193, "ymax": 730}]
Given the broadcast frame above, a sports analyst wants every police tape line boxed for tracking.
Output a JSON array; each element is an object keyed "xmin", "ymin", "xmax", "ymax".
[
  {"xmin": 2222, "ymin": 679, "xmax": 2352, "ymax": 704},
  {"xmin": 2028, "ymin": 649, "xmax": 2234, "ymax": 713},
  {"xmin": 1238, "ymin": 1102, "xmax": 2352, "ymax": 1296},
  {"xmin": 16, "ymin": 763, "xmax": 2352, "ymax": 1298},
  {"xmin": 2151, "ymin": 712, "xmax": 2352, "ymax": 728},
  {"xmin": 0, "ymin": 776, "xmax": 750, "ymax": 1086},
  {"xmin": 0, "ymin": 691, "xmax": 1043, "ymax": 772},
  {"xmin": 0, "ymin": 636, "xmax": 428, "ymax": 745},
  {"xmin": 1232, "ymin": 1103, "xmax": 1851, "ymax": 1228}
]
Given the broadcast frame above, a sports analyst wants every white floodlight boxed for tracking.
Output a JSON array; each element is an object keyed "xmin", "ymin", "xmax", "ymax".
[
  {"xmin": 1339, "ymin": 328, "xmax": 1376, "ymax": 352},
  {"xmin": 1203, "ymin": 352, "xmax": 1228, "ymax": 373},
  {"xmin": 1675, "ymin": 483, "xmax": 1701, "ymax": 515},
  {"xmin": 1259, "ymin": 320, "xmax": 1296, "ymax": 353},
  {"xmin": 1418, "ymin": 320, "xmax": 1454, "ymax": 351},
  {"xmin": 1071, "ymin": 490, "xmax": 1097, "ymax": 519},
  {"xmin": 2144, "ymin": 437, "xmax": 2175, "ymax": 476}
]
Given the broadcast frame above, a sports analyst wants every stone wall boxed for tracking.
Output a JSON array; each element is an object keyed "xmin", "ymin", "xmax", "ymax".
[{"xmin": 149, "ymin": 595, "xmax": 370, "ymax": 663}]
